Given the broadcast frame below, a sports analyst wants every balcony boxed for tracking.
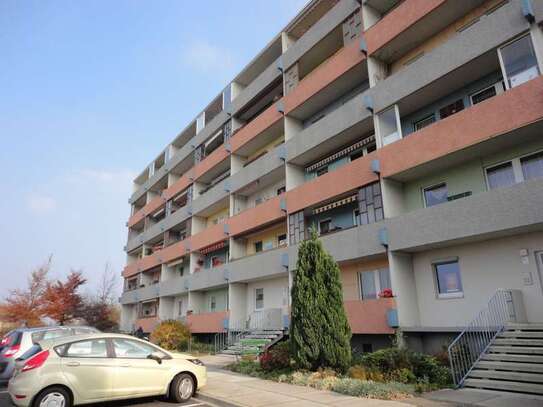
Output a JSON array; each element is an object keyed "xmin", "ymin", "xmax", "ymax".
[
  {"xmin": 123, "ymin": 238, "xmax": 191, "ymax": 277},
  {"xmin": 230, "ymin": 147, "xmax": 285, "ymax": 193},
  {"xmin": 189, "ymin": 264, "xmax": 229, "ymax": 292},
  {"xmin": 365, "ymin": 0, "xmax": 486, "ymax": 63},
  {"xmin": 345, "ymin": 298, "xmax": 395, "ymax": 334},
  {"xmin": 229, "ymin": 194, "xmax": 286, "ymax": 237},
  {"xmin": 387, "ymin": 177, "xmax": 543, "ymax": 252},
  {"xmin": 371, "ymin": 0, "xmax": 529, "ymax": 113},
  {"xmin": 380, "ymin": 76, "xmax": 543, "ymax": 179},
  {"xmin": 192, "ymin": 176, "xmax": 230, "ymax": 218},
  {"xmin": 186, "ymin": 311, "xmax": 228, "ymax": 333},
  {"xmin": 229, "ymin": 246, "xmax": 288, "ymax": 283},
  {"xmin": 120, "ymin": 283, "xmax": 160, "ymax": 305},
  {"xmin": 192, "ymin": 143, "xmax": 230, "ymax": 183}
]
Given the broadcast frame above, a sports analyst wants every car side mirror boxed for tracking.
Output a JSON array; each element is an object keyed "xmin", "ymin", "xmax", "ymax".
[{"xmin": 147, "ymin": 352, "xmax": 163, "ymax": 364}]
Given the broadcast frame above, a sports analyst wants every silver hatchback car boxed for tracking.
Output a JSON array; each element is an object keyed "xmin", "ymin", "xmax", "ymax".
[{"xmin": 0, "ymin": 326, "xmax": 99, "ymax": 383}]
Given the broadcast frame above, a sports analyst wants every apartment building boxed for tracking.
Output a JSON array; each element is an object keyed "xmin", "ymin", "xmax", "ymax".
[{"xmin": 120, "ymin": 0, "xmax": 543, "ymax": 358}]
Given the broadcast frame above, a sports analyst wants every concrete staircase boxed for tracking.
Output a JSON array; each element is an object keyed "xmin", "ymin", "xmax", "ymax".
[
  {"xmin": 221, "ymin": 330, "xmax": 284, "ymax": 356},
  {"xmin": 464, "ymin": 323, "xmax": 543, "ymax": 395}
]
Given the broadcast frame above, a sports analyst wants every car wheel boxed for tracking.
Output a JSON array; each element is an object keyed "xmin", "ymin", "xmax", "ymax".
[
  {"xmin": 33, "ymin": 386, "xmax": 71, "ymax": 407},
  {"xmin": 170, "ymin": 373, "xmax": 195, "ymax": 403}
]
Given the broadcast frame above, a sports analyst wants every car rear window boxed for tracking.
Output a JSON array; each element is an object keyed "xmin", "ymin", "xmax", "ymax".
[{"xmin": 17, "ymin": 344, "xmax": 42, "ymax": 361}]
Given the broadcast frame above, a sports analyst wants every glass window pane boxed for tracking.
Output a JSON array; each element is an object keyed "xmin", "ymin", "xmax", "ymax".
[
  {"xmin": 471, "ymin": 86, "xmax": 497, "ymax": 105},
  {"xmin": 379, "ymin": 107, "xmax": 400, "ymax": 145},
  {"xmin": 255, "ymin": 288, "xmax": 264, "ymax": 309},
  {"xmin": 521, "ymin": 152, "xmax": 543, "ymax": 181},
  {"xmin": 424, "ymin": 184, "xmax": 448, "ymax": 207},
  {"xmin": 501, "ymin": 35, "xmax": 540, "ymax": 88},
  {"xmin": 414, "ymin": 115, "xmax": 435, "ymax": 131},
  {"xmin": 113, "ymin": 338, "xmax": 164, "ymax": 359},
  {"xmin": 379, "ymin": 268, "xmax": 391, "ymax": 291},
  {"xmin": 360, "ymin": 271, "xmax": 377, "ymax": 300},
  {"xmin": 66, "ymin": 339, "xmax": 108, "ymax": 358},
  {"xmin": 435, "ymin": 261, "xmax": 463, "ymax": 295},
  {"xmin": 487, "ymin": 162, "xmax": 515, "ymax": 189}
]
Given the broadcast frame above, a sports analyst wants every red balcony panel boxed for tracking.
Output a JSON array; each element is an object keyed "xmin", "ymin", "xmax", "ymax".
[
  {"xmin": 190, "ymin": 223, "xmax": 228, "ymax": 253},
  {"xmin": 365, "ymin": 0, "xmax": 446, "ymax": 56},
  {"xmin": 193, "ymin": 145, "xmax": 230, "ymax": 181},
  {"xmin": 187, "ymin": 311, "xmax": 228, "ymax": 333},
  {"xmin": 229, "ymin": 195, "xmax": 286, "ymax": 237},
  {"xmin": 230, "ymin": 103, "xmax": 284, "ymax": 153},
  {"xmin": 123, "ymin": 238, "xmax": 190, "ymax": 277},
  {"xmin": 128, "ymin": 175, "xmax": 192, "ymax": 228},
  {"xmin": 283, "ymin": 39, "xmax": 366, "ymax": 114},
  {"xmin": 381, "ymin": 76, "xmax": 543, "ymax": 178},
  {"xmin": 344, "ymin": 298, "xmax": 395, "ymax": 334},
  {"xmin": 286, "ymin": 156, "xmax": 378, "ymax": 214},
  {"xmin": 135, "ymin": 317, "xmax": 159, "ymax": 333}
]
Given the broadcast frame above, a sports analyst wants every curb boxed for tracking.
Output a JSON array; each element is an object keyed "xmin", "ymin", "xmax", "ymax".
[{"xmin": 195, "ymin": 393, "xmax": 244, "ymax": 407}]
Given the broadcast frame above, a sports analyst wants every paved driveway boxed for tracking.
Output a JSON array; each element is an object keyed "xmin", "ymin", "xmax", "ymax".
[{"xmin": 0, "ymin": 384, "xmax": 222, "ymax": 407}]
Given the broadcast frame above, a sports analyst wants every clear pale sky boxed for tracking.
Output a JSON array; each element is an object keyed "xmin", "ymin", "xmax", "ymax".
[{"xmin": 0, "ymin": 0, "xmax": 307, "ymax": 297}]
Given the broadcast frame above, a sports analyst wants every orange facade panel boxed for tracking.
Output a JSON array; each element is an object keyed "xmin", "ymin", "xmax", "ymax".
[
  {"xmin": 135, "ymin": 317, "xmax": 159, "ymax": 333},
  {"xmin": 344, "ymin": 298, "xmax": 395, "ymax": 334},
  {"xmin": 283, "ymin": 39, "xmax": 366, "ymax": 114},
  {"xmin": 190, "ymin": 223, "xmax": 228, "ymax": 253},
  {"xmin": 230, "ymin": 103, "xmax": 284, "ymax": 153},
  {"xmin": 186, "ymin": 311, "xmax": 228, "ymax": 333},
  {"xmin": 193, "ymin": 145, "xmax": 230, "ymax": 180},
  {"xmin": 381, "ymin": 76, "xmax": 543, "ymax": 177},
  {"xmin": 286, "ymin": 155, "xmax": 379, "ymax": 214},
  {"xmin": 123, "ymin": 238, "xmax": 190, "ymax": 277},
  {"xmin": 229, "ymin": 194, "xmax": 286, "ymax": 237},
  {"xmin": 365, "ymin": 0, "xmax": 446, "ymax": 56}
]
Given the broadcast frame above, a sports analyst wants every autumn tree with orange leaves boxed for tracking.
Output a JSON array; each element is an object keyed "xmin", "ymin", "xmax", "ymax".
[{"xmin": 42, "ymin": 271, "xmax": 87, "ymax": 325}]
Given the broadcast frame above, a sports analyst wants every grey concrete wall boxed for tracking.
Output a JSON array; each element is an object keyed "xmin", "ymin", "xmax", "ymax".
[
  {"xmin": 387, "ymin": 178, "xmax": 543, "ymax": 252},
  {"xmin": 282, "ymin": 0, "xmax": 360, "ymax": 70},
  {"xmin": 192, "ymin": 178, "xmax": 230, "ymax": 216},
  {"xmin": 286, "ymin": 90, "xmax": 373, "ymax": 164},
  {"xmin": 159, "ymin": 277, "xmax": 189, "ymax": 298},
  {"xmin": 288, "ymin": 221, "xmax": 387, "ymax": 269},
  {"xmin": 372, "ymin": 1, "xmax": 529, "ymax": 112},
  {"xmin": 120, "ymin": 283, "xmax": 160, "ymax": 305},
  {"xmin": 230, "ymin": 148, "xmax": 284, "ymax": 193},
  {"xmin": 229, "ymin": 246, "xmax": 289, "ymax": 283},
  {"xmin": 189, "ymin": 266, "xmax": 229, "ymax": 291}
]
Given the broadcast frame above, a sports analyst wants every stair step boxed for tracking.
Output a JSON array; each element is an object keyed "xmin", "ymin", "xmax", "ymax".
[
  {"xmin": 475, "ymin": 361, "xmax": 543, "ymax": 373},
  {"xmin": 470, "ymin": 369, "xmax": 543, "ymax": 383},
  {"xmin": 506, "ymin": 323, "xmax": 543, "ymax": 331},
  {"xmin": 500, "ymin": 331, "xmax": 543, "ymax": 339},
  {"xmin": 481, "ymin": 353, "xmax": 543, "ymax": 363},
  {"xmin": 489, "ymin": 346, "xmax": 543, "ymax": 355},
  {"xmin": 244, "ymin": 335, "xmax": 280, "ymax": 339},
  {"xmin": 464, "ymin": 378, "xmax": 543, "ymax": 395},
  {"xmin": 494, "ymin": 338, "xmax": 543, "ymax": 346}
]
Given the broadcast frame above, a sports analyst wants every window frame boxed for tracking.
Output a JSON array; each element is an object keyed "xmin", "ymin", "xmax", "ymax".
[
  {"xmin": 358, "ymin": 268, "xmax": 391, "ymax": 300},
  {"xmin": 433, "ymin": 258, "xmax": 464, "ymax": 299},
  {"xmin": 110, "ymin": 337, "xmax": 170, "ymax": 360},
  {"xmin": 378, "ymin": 104, "xmax": 402, "ymax": 146},
  {"xmin": 254, "ymin": 241, "xmax": 263, "ymax": 253},
  {"xmin": 277, "ymin": 234, "xmax": 287, "ymax": 246},
  {"xmin": 484, "ymin": 149, "xmax": 543, "ymax": 190},
  {"xmin": 498, "ymin": 33, "xmax": 540, "ymax": 90},
  {"xmin": 318, "ymin": 218, "xmax": 332, "ymax": 235},
  {"xmin": 422, "ymin": 182, "xmax": 448, "ymax": 208},
  {"xmin": 469, "ymin": 81, "xmax": 504, "ymax": 106},
  {"xmin": 57, "ymin": 338, "xmax": 112, "ymax": 359},
  {"xmin": 255, "ymin": 288, "xmax": 264, "ymax": 310},
  {"xmin": 413, "ymin": 114, "xmax": 436, "ymax": 132}
]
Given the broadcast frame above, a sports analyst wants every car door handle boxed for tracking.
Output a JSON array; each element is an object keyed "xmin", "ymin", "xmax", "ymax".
[
  {"xmin": 119, "ymin": 362, "xmax": 131, "ymax": 367},
  {"xmin": 66, "ymin": 361, "xmax": 80, "ymax": 367}
]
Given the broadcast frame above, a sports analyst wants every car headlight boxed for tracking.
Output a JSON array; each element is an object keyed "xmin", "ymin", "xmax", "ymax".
[{"xmin": 188, "ymin": 359, "xmax": 204, "ymax": 366}]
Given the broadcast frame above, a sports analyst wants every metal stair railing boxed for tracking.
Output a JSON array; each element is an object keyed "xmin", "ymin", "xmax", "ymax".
[{"xmin": 447, "ymin": 289, "xmax": 516, "ymax": 387}]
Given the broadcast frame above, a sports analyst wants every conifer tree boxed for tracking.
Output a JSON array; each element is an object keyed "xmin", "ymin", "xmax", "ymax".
[{"xmin": 290, "ymin": 228, "xmax": 352, "ymax": 372}]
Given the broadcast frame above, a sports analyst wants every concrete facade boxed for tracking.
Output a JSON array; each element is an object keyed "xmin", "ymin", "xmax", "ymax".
[{"xmin": 121, "ymin": 0, "xmax": 543, "ymax": 358}]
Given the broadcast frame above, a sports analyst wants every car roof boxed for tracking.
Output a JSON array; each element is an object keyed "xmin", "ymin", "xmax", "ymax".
[
  {"xmin": 38, "ymin": 333, "xmax": 141, "ymax": 349},
  {"xmin": 16, "ymin": 326, "xmax": 97, "ymax": 334}
]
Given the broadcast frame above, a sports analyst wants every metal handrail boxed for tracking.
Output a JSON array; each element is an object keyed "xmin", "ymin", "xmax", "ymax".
[{"xmin": 447, "ymin": 289, "xmax": 516, "ymax": 387}]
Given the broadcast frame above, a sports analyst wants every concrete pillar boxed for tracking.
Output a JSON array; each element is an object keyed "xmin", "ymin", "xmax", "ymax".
[
  {"xmin": 167, "ymin": 173, "xmax": 180, "ymax": 188},
  {"xmin": 284, "ymin": 116, "xmax": 302, "ymax": 142},
  {"xmin": 146, "ymin": 190, "xmax": 159, "ymax": 204},
  {"xmin": 361, "ymin": 3, "xmax": 381, "ymax": 30},
  {"xmin": 281, "ymin": 32, "xmax": 296, "ymax": 52},
  {"xmin": 389, "ymin": 252, "xmax": 420, "ymax": 328},
  {"xmin": 229, "ymin": 236, "xmax": 246, "ymax": 261},
  {"xmin": 286, "ymin": 163, "xmax": 305, "ymax": 191},
  {"xmin": 230, "ymin": 153, "xmax": 246, "ymax": 176},
  {"xmin": 530, "ymin": 25, "xmax": 543, "ymax": 74},
  {"xmin": 381, "ymin": 178, "xmax": 405, "ymax": 218},
  {"xmin": 231, "ymin": 82, "xmax": 245, "ymax": 102}
]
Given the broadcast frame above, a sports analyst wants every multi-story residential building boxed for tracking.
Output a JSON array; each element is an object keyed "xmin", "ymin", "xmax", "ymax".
[{"xmin": 121, "ymin": 0, "xmax": 543, "ymax": 382}]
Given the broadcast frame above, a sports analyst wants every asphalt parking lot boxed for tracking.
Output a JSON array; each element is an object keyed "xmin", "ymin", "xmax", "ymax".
[{"xmin": 0, "ymin": 384, "xmax": 222, "ymax": 407}]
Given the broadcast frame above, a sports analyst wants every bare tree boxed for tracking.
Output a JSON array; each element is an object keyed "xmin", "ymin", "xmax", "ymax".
[{"xmin": 96, "ymin": 262, "xmax": 118, "ymax": 305}]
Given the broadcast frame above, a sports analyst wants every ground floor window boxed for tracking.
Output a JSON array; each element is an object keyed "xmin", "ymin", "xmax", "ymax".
[
  {"xmin": 434, "ymin": 259, "xmax": 463, "ymax": 298},
  {"xmin": 359, "ymin": 268, "xmax": 391, "ymax": 300},
  {"xmin": 255, "ymin": 288, "xmax": 264, "ymax": 310}
]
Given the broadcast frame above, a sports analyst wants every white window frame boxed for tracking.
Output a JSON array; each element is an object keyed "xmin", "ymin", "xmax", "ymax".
[
  {"xmin": 318, "ymin": 218, "xmax": 332, "ymax": 235},
  {"xmin": 255, "ymin": 288, "xmax": 264, "ymax": 310},
  {"xmin": 433, "ymin": 258, "xmax": 463, "ymax": 299},
  {"xmin": 353, "ymin": 209, "xmax": 360, "ymax": 226},
  {"xmin": 413, "ymin": 114, "xmax": 436, "ymax": 132},
  {"xmin": 358, "ymin": 269, "xmax": 390, "ymax": 300},
  {"xmin": 497, "ymin": 33, "xmax": 540, "ymax": 90},
  {"xmin": 378, "ymin": 104, "xmax": 403, "ymax": 147},
  {"xmin": 469, "ymin": 81, "xmax": 505, "ymax": 106},
  {"xmin": 209, "ymin": 296, "xmax": 216, "ymax": 312},
  {"xmin": 484, "ymin": 149, "xmax": 543, "ymax": 190},
  {"xmin": 422, "ymin": 182, "xmax": 448, "ymax": 208}
]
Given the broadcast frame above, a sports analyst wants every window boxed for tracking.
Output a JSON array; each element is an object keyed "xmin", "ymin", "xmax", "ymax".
[
  {"xmin": 413, "ymin": 114, "xmax": 435, "ymax": 131},
  {"xmin": 486, "ymin": 162, "xmax": 515, "ymax": 189},
  {"xmin": 211, "ymin": 256, "xmax": 224, "ymax": 268},
  {"xmin": 255, "ymin": 241, "xmax": 263, "ymax": 253},
  {"xmin": 277, "ymin": 186, "xmax": 286, "ymax": 195},
  {"xmin": 353, "ymin": 209, "xmax": 360, "ymax": 226},
  {"xmin": 278, "ymin": 234, "xmax": 287, "ymax": 246},
  {"xmin": 499, "ymin": 35, "xmax": 540, "ymax": 89},
  {"xmin": 350, "ymin": 150, "xmax": 364, "ymax": 161},
  {"xmin": 31, "ymin": 329, "xmax": 70, "ymax": 343},
  {"xmin": 521, "ymin": 152, "xmax": 543, "ymax": 181},
  {"xmin": 434, "ymin": 260, "xmax": 463, "ymax": 298},
  {"xmin": 470, "ymin": 82, "xmax": 504, "ymax": 105},
  {"xmin": 439, "ymin": 99, "xmax": 464, "ymax": 119},
  {"xmin": 318, "ymin": 219, "xmax": 331, "ymax": 235},
  {"xmin": 255, "ymin": 288, "xmax": 264, "ymax": 310},
  {"xmin": 423, "ymin": 183, "xmax": 448, "ymax": 207},
  {"xmin": 112, "ymin": 338, "xmax": 166, "ymax": 359},
  {"xmin": 65, "ymin": 339, "xmax": 108, "ymax": 358},
  {"xmin": 316, "ymin": 167, "xmax": 328, "ymax": 177},
  {"xmin": 379, "ymin": 106, "xmax": 401, "ymax": 145},
  {"xmin": 210, "ymin": 296, "xmax": 216, "ymax": 312},
  {"xmin": 359, "ymin": 269, "xmax": 391, "ymax": 300},
  {"xmin": 263, "ymin": 240, "xmax": 274, "ymax": 251}
]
